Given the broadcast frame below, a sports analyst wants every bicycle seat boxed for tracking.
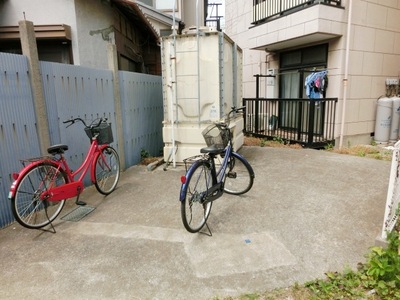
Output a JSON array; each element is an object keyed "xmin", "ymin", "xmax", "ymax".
[
  {"xmin": 200, "ymin": 144, "xmax": 225, "ymax": 155},
  {"xmin": 47, "ymin": 144, "xmax": 69, "ymax": 155}
]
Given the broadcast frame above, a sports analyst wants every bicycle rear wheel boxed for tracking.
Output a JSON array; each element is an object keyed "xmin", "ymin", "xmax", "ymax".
[
  {"xmin": 94, "ymin": 146, "xmax": 120, "ymax": 195},
  {"xmin": 11, "ymin": 162, "xmax": 67, "ymax": 229},
  {"xmin": 181, "ymin": 160, "xmax": 213, "ymax": 233},
  {"xmin": 223, "ymin": 152, "xmax": 254, "ymax": 195}
]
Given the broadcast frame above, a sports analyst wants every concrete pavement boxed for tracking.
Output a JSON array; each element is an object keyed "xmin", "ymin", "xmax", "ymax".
[{"xmin": 0, "ymin": 146, "xmax": 391, "ymax": 299}]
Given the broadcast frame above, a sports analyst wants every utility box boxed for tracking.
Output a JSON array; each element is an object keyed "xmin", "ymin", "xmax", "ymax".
[{"xmin": 161, "ymin": 28, "xmax": 243, "ymax": 163}]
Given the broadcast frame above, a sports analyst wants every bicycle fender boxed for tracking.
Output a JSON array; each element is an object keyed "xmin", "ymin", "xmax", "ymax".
[
  {"xmin": 8, "ymin": 160, "xmax": 61, "ymax": 199},
  {"xmin": 179, "ymin": 160, "xmax": 204, "ymax": 202}
]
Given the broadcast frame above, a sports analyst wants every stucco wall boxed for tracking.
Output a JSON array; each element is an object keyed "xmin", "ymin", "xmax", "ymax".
[
  {"xmin": 75, "ymin": 0, "xmax": 114, "ymax": 69},
  {"xmin": 0, "ymin": 0, "xmax": 114, "ymax": 69}
]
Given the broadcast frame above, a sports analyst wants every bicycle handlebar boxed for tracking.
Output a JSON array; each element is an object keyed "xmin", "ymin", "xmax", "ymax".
[
  {"xmin": 228, "ymin": 106, "xmax": 245, "ymax": 117},
  {"xmin": 217, "ymin": 106, "xmax": 246, "ymax": 127},
  {"xmin": 63, "ymin": 117, "xmax": 107, "ymax": 128}
]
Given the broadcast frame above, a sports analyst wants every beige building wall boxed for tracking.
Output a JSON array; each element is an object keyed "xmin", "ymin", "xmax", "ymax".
[{"xmin": 225, "ymin": 0, "xmax": 400, "ymax": 146}]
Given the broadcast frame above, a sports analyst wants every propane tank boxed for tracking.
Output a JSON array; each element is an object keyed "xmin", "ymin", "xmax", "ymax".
[
  {"xmin": 374, "ymin": 96, "xmax": 392, "ymax": 144},
  {"xmin": 390, "ymin": 96, "xmax": 400, "ymax": 141}
]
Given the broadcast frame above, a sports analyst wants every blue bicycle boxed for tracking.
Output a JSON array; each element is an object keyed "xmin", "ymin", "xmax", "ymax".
[{"xmin": 180, "ymin": 107, "xmax": 255, "ymax": 233}]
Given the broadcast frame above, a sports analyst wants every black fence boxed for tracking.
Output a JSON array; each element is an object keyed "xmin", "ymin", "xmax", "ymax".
[
  {"xmin": 252, "ymin": 0, "xmax": 342, "ymax": 25},
  {"xmin": 243, "ymin": 97, "xmax": 338, "ymax": 148},
  {"xmin": 205, "ymin": 3, "xmax": 223, "ymax": 31}
]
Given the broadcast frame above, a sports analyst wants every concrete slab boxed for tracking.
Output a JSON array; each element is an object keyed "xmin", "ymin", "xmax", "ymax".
[{"xmin": 0, "ymin": 146, "xmax": 391, "ymax": 299}]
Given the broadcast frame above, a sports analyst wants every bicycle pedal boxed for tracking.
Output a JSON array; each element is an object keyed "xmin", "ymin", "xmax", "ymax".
[
  {"xmin": 227, "ymin": 171, "xmax": 237, "ymax": 179},
  {"xmin": 75, "ymin": 200, "xmax": 87, "ymax": 206}
]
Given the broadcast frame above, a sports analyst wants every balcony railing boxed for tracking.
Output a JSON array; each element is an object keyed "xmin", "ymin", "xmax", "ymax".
[
  {"xmin": 205, "ymin": 3, "xmax": 223, "ymax": 31},
  {"xmin": 252, "ymin": 0, "xmax": 342, "ymax": 25},
  {"xmin": 243, "ymin": 97, "xmax": 338, "ymax": 148}
]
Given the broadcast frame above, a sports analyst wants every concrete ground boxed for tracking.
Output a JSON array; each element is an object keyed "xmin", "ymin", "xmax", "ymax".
[{"xmin": 0, "ymin": 146, "xmax": 391, "ymax": 299}]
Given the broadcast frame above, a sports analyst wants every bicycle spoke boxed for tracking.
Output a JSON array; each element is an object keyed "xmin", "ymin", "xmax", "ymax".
[
  {"xmin": 11, "ymin": 163, "xmax": 66, "ymax": 229},
  {"xmin": 223, "ymin": 154, "xmax": 254, "ymax": 195},
  {"xmin": 181, "ymin": 161, "xmax": 213, "ymax": 233}
]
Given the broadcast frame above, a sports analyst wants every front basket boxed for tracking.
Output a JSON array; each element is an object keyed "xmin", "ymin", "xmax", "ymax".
[
  {"xmin": 84, "ymin": 122, "xmax": 113, "ymax": 145},
  {"xmin": 201, "ymin": 124, "xmax": 230, "ymax": 148}
]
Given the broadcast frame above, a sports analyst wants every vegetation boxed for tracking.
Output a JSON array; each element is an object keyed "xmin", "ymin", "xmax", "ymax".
[
  {"xmin": 244, "ymin": 136, "xmax": 302, "ymax": 149},
  {"xmin": 330, "ymin": 144, "xmax": 393, "ymax": 161},
  {"xmin": 243, "ymin": 137, "xmax": 393, "ymax": 161}
]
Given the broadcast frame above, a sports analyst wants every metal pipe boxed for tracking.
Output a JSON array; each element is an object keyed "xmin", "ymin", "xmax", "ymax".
[
  {"xmin": 339, "ymin": 0, "xmax": 353, "ymax": 149},
  {"xmin": 170, "ymin": 0, "xmax": 177, "ymax": 167},
  {"xmin": 196, "ymin": 0, "xmax": 201, "ymax": 127}
]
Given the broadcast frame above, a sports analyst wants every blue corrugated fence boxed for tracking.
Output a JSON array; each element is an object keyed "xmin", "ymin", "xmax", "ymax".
[{"xmin": 0, "ymin": 52, "xmax": 163, "ymax": 228}]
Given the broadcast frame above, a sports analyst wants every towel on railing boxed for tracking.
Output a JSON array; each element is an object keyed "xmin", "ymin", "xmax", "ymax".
[{"xmin": 305, "ymin": 71, "xmax": 328, "ymax": 99}]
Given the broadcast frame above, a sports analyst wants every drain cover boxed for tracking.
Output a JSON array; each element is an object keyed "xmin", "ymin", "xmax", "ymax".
[{"xmin": 61, "ymin": 206, "xmax": 95, "ymax": 222}]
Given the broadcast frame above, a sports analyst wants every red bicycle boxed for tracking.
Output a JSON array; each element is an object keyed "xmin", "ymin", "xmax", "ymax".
[{"xmin": 8, "ymin": 117, "xmax": 120, "ymax": 229}]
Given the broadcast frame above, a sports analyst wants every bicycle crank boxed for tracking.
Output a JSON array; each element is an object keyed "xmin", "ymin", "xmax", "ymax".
[{"xmin": 202, "ymin": 182, "xmax": 224, "ymax": 203}]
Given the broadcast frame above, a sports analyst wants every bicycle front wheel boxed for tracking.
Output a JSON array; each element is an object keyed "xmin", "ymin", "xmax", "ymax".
[
  {"xmin": 94, "ymin": 146, "xmax": 120, "ymax": 195},
  {"xmin": 181, "ymin": 160, "xmax": 213, "ymax": 233},
  {"xmin": 223, "ymin": 152, "xmax": 254, "ymax": 195},
  {"xmin": 11, "ymin": 162, "xmax": 67, "ymax": 229}
]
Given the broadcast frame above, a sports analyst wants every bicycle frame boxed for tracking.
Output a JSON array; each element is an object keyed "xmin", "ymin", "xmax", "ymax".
[
  {"xmin": 179, "ymin": 142, "xmax": 233, "ymax": 202},
  {"xmin": 9, "ymin": 139, "xmax": 110, "ymax": 201}
]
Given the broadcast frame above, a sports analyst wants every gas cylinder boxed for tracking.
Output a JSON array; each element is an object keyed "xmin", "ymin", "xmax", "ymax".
[{"xmin": 374, "ymin": 97, "xmax": 392, "ymax": 143}]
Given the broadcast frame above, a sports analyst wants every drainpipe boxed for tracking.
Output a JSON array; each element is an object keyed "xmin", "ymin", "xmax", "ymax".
[
  {"xmin": 339, "ymin": 0, "xmax": 353, "ymax": 149},
  {"xmin": 196, "ymin": 0, "xmax": 201, "ymax": 126}
]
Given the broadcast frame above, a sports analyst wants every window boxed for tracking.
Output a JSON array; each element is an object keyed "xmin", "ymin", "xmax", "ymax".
[
  {"xmin": 0, "ymin": 24, "xmax": 73, "ymax": 64},
  {"xmin": 279, "ymin": 44, "xmax": 328, "ymax": 133},
  {"xmin": 279, "ymin": 44, "xmax": 328, "ymax": 98}
]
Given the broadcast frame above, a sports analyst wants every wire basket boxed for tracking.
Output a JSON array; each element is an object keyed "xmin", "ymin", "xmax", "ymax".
[
  {"xmin": 202, "ymin": 123, "xmax": 230, "ymax": 148},
  {"xmin": 84, "ymin": 122, "xmax": 113, "ymax": 145}
]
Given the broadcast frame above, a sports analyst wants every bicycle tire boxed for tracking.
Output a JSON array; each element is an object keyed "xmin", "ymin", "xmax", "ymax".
[
  {"xmin": 11, "ymin": 162, "xmax": 67, "ymax": 229},
  {"xmin": 94, "ymin": 146, "xmax": 120, "ymax": 195},
  {"xmin": 223, "ymin": 152, "xmax": 255, "ymax": 195},
  {"xmin": 181, "ymin": 160, "xmax": 213, "ymax": 233}
]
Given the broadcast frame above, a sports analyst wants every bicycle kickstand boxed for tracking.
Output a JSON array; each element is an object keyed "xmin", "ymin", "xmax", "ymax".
[
  {"xmin": 43, "ymin": 201, "xmax": 57, "ymax": 234},
  {"xmin": 200, "ymin": 222, "xmax": 212, "ymax": 237},
  {"xmin": 75, "ymin": 186, "xmax": 87, "ymax": 206}
]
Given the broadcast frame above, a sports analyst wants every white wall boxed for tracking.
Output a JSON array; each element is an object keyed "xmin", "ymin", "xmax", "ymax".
[{"xmin": 343, "ymin": 0, "xmax": 400, "ymax": 141}]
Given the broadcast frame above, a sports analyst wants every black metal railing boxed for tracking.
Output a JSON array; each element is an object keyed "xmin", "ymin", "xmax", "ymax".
[
  {"xmin": 205, "ymin": 3, "xmax": 223, "ymax": 31},
  {"xmin": 205, "ymin": 18, "xmax": 222, "ymax": 30},
  {"xmin": 243, "ymin": 97, "xmax": 338, "ymax": 148},
  {"xmin": 252, "ymin": 0, "xmax": 342, "ymax": 25}
]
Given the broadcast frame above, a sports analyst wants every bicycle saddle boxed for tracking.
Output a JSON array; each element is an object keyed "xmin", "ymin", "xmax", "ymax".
[
  {"xmin": 200, "ymin": 144, "xmax": 225, "ymax": 155},
  {"xmin": 47, "ymin": 144, "xmax": 69, "ymax": 155}
]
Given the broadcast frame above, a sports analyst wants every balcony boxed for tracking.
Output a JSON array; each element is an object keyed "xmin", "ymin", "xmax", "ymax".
[
  {"xmin": 205, "ymin": 3, "xmax": 224, "ymax": 31},
  {"xmin": 252, "ymin": 0, "xmax": 342, "ymax": 25},
  {"xmin": 243, "ymin": 97, "xmax": 338, "ymax": 148},
  {"xmin": 250, "ymin": 0, "xmax": 344, "ymax": 52}
]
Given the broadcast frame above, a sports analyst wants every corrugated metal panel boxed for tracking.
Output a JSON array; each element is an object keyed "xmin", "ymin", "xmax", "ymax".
[
  {"xmin": 119, "ymin": 71, "xmax": 163, "ymax": 166},
  {"xmin": 0, "ymin": 53, "xmax": 163, "ymax": 228},
  {"xmin": 0, "ymin": 52, "xmax": 40, "ymax": 228},
  {"xmin": 40, "ymin": 61, "xmax": 61, "ymax": 146},
  {"xmin": 43, "ymin": 62, "xmax": 115, "ymax": 182}
]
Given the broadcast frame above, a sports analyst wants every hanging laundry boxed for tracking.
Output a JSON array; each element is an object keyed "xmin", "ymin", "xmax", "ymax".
[{"xmin": 305, "ymin": 71, "xmax": 328, "ymax": 99}]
